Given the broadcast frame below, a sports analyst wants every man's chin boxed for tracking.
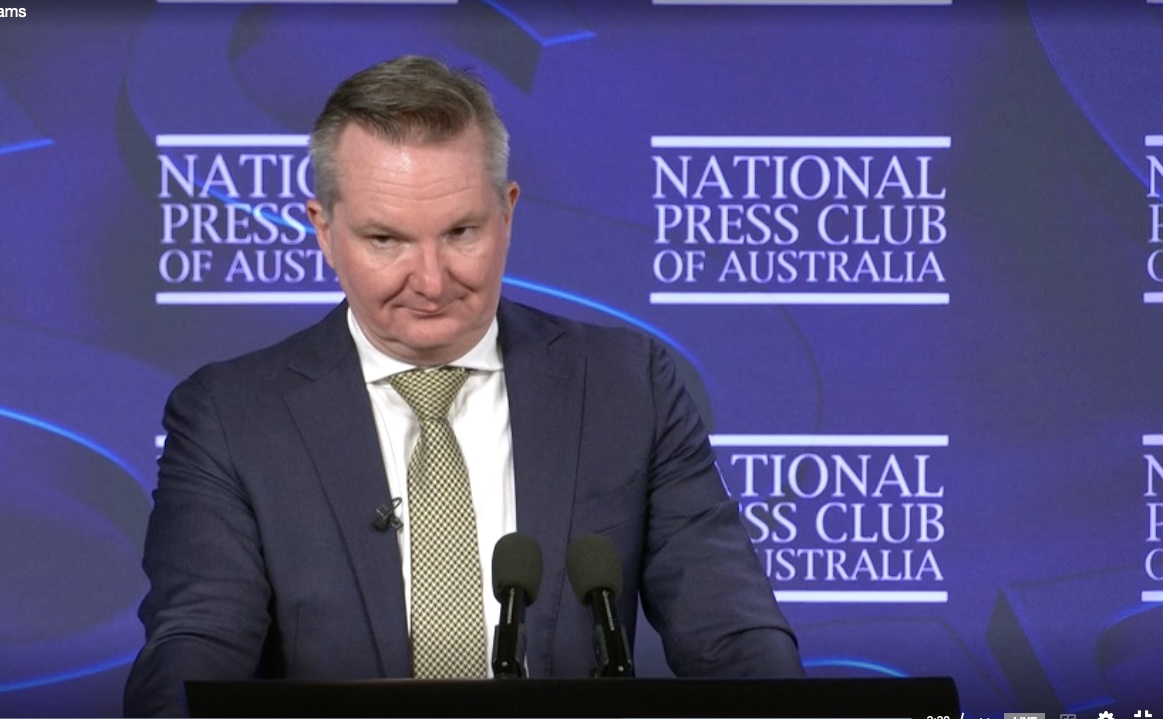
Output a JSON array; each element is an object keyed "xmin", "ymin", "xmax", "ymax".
[{"xmin": 393, "ymin": 329, "xmax": 472, "ymax": 365}]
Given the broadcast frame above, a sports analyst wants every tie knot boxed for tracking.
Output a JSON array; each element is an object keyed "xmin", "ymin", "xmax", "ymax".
[{"xmin": 387, "ymin": 367, "xmax": 469, "ymax": 421}]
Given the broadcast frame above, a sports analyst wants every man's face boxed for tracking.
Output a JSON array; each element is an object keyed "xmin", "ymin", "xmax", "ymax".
[{"xmin": 308, "ymin": 123, "xmax": 519, "ymax": 366}]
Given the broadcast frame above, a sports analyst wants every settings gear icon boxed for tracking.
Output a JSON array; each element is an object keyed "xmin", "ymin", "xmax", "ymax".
[{"xmin": 1098, "ymin": 712, "xmax": 1115, "ymax": 719}]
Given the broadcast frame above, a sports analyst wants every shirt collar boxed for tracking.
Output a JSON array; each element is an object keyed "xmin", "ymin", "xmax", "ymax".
[{"xmin": 347, "ymin": 308, "xmax": 502, "ymax": 384}]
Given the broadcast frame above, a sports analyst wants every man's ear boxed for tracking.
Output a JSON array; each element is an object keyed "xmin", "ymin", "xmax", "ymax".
[
  {"xmin": 503, "ymin": 181, "xmax": 520, "ymax": 227},
  {"xmin": 306, "ymin": 199, "xmax": 335, "ymax": 268}
]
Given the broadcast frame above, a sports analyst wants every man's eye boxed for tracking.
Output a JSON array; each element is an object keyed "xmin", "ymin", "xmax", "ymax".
[{"xmin": 450, "ymin": 226, "xmax": 475, "ymax": 238}]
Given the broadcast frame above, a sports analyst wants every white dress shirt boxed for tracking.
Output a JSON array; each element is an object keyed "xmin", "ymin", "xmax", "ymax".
[{"xmin": 347, "ymin": 309, "xmax": 516, "ymax": 675}]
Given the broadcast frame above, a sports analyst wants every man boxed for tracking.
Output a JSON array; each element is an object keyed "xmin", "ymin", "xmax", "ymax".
[{"xmin": 124, "ymin": 55, "xmax": 803, "ymax": 717}]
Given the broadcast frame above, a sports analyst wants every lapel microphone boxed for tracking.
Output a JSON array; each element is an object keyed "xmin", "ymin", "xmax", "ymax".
[{"xmin": 372, "ymin": 498, "xmax": 403, "ymax": 532}]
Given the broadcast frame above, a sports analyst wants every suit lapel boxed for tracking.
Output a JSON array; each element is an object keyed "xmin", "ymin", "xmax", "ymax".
[
  {"xmin": 498, "ymin": 300, "xmax": 584, "ymax": 676},
  {"xmin": 282, "ymin": 306, "xmax": 411, "ymax": 677}
]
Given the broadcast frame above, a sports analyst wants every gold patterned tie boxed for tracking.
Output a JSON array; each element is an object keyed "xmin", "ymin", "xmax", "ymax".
[{"xmin": 387, "ymin": 367, "xmax": 488, "ymax": 678}]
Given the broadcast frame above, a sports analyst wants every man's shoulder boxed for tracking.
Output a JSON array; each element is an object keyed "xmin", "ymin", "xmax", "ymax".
[
  {"xmin": 498, "ymin": 298, "xmax": 655, "ymax": 356},
  {"xmin": 183, "ymin": 304, "xmax": 349, "ymax": 391},
  {"xmin": 497, "ymin": 298, "xmax": 709, "ymax": 416}
]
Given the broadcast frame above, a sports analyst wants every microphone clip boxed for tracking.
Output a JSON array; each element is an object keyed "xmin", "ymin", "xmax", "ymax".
[{"xmin": 373, "ymin": 498, "xmax": 403, "ymax": 532}]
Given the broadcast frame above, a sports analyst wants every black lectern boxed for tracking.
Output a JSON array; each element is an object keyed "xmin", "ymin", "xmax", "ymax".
[{"xmin": 186, "ymin": 677, "xmax": 959, "ymax": 718}]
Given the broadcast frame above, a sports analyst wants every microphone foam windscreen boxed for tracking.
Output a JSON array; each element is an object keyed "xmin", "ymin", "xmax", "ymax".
[
  {"xmin": 565, "ymin": 534, "xmax": 623, "ymax": 601},
  {"xmin": 491, "ymin": 532, "xmax": 544, "ymax": 604}
]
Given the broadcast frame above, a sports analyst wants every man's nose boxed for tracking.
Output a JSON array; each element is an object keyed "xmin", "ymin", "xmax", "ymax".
[{"xmin": 408, "ymin": 240, "xmax": 446, "ymax": 296}]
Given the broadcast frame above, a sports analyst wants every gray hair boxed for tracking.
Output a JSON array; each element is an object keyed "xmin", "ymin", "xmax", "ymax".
[{"xmin": 308, "ymin": 55, "xmax": 510, "ymax": 213}]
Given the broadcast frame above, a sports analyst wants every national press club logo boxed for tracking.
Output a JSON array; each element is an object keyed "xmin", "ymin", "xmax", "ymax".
[
  {"xmin": 715, "ymin": 434, "xmax": 949, "ymax": 604},
  {"xmin": 1147, "ymin": 135, "xmax": 1163, "ymax": 305},
  {"xmin": 154, "ymin": 134, "xmax": 341, "ymax": 306},
  {"xmin": 1143, "ymin": 135, "xmax": 1163, "ymax": 607},
  {"xmin": 1144, "ymin": 436, "xmax": 1163, "ymax": 602},
  {"xmin": 653, "ymin": 137, "xmax": 953, "ymax": 605},
  {"xmin": 649, "ymin": 135, "xmax": 951, "ymax": 307}
]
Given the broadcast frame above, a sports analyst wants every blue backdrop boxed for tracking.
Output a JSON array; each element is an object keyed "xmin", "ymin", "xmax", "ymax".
[{"xmin": 2, "ymin": 0, "xmax": 1162, "ymax": 716}]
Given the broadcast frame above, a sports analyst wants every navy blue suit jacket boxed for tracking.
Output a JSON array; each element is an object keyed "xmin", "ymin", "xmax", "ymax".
[{"xmin": 124, "ymin": 299, "xmax": 802, "ymax": 717}]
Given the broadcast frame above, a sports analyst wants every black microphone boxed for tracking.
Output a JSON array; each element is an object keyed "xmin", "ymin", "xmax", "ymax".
[
  {"xmin": 491, "ymin": 532, "xmax": 543, "ymax": 678},
  {"xmin": 372, "ymin": 498, "xmax": 403, "ymax": 532},
  {"xmin": 565, "ymin": 534, "xmax": 634, "ymax": 678}
]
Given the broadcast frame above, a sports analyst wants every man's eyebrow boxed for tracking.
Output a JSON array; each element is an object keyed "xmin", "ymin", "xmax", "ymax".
[
  {"xmin": 352, "ymin": 221, "xmax": 408, "ymax": 237},
  {"xmin": 348, "ymin": 209, "xmax": 490, "ymax": 237},
  {"xmin": 444, "ymin": 211, "xmax": 489, "ymax": 229}
]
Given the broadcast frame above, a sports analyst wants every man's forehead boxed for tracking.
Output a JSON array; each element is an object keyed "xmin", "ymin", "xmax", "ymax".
[
  {"xmin": 330, "ymin": 123, "xmax": 487, "ymax": 181},
  {"xmin": 336, "ymin": 119, "xmax": 482, "ymax": 154},
  {"xmin": 330, "ymin": 122, "xmax": 487, "ymax": 183}
]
